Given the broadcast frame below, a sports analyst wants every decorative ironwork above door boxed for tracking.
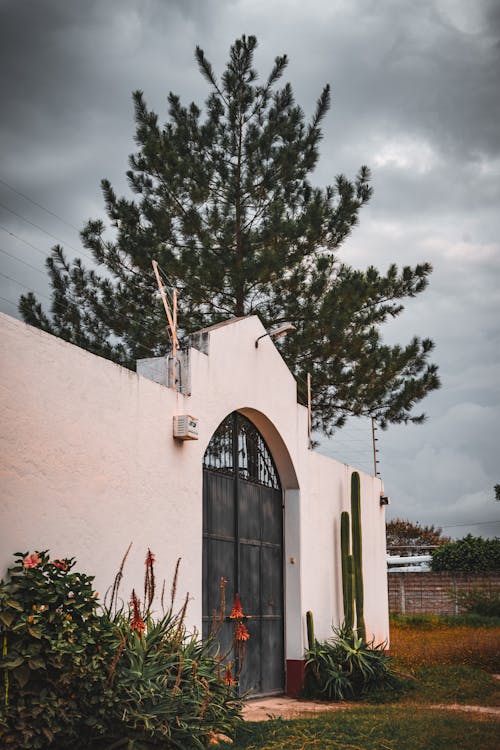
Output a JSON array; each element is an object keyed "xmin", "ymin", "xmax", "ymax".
[{"xmin": 203, "ymin": 413, "xmax": 280, "ymax": 490}]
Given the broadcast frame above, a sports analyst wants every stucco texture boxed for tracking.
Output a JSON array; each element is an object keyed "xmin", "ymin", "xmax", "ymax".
[{"xmin": 0, "ymin": 313, "xmax": 389, "ymax": 658}]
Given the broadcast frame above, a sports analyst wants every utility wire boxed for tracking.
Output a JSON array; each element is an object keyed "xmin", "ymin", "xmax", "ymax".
[
  {"xmin": 0, "ymin": 220, "xmax": 174, "ymax": 303},
  {"xmin": 0, "ymin": 288, "xmax": 169, "ymax": 359},
  {"xmin": 0, "ymin": 269, "xmax": 175, "ymax": 352},
  {"xmin": 0, "ymin": 247, "xmax": 47, "ymax": 277},
  {"xmin": 0, "ymin": 223, "xmax": 51, "ymax": 258},
  {"xmin": 0, "ymin": 200, "xmax": 84, "ymax": 256},
  {"xmin": 0, "ymin": 177, "xmax": 80, "ymax": 233},
  {"xmin": 0, "ymin": 294, "xmax": 18, "ymax": 309},
  {"xmin": 439, "ymin": 520, "xmax": 500, "ymax": 529}
]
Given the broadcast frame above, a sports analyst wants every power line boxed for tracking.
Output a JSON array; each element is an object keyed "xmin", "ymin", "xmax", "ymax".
[
  {"xmin": 0, "ymin": 201, "xmax": 111, "ymax": 270},
  {"xmin": 0, "ymin": 217, "xmax": 160, "ymax": 292},
  {"xmin": 0, "ymin": 247, "xmax": 47, "ymax": 277},
  {"xmin": 440, "ymin": 520, "xmax": 500, "ymax": 529},
  {"xmin": 0, "ymin": 268, "xmax": 175, "ymax": 353},
  {"xmin": 0, "ymin": 177, "xmax": 80, "ymax": 233},
  {"xmin": 0, "ymin": 294, "xmax": 18, "ymax": 309},
  {"xmin": 0, "ymin": 200, "xmax": 84, "ymax": 255},
  {"xmin": 0, "ymin": 222, "xmax": 50, "ymax": 258}
]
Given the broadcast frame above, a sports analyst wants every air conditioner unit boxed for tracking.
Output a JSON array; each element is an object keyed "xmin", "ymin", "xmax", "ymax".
[{"xmin": 173, "ymin": 414, "xmax": 199, "ymax": 441}]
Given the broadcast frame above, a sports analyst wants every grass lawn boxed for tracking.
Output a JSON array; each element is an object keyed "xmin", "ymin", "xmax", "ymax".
[
  {"xmin": 232, "ymin": 615, "xmax": 500, "ymax": 749},
  {"xmin": 232, "ymin": 709, "xmax": 499, "ymax": 749}
]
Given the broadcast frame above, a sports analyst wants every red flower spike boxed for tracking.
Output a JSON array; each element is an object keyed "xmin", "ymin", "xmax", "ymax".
[
  {"xmin": 145, "ymin": 549, "xmax": 155, "ymax": 566},
  {"xmin": 230, "ymin": 593, "xmax": 244, "ymax": 619},
  {"xmin": 223, "ymin": 662, "xmax": 236, "ymax": 686},
  {"xmin": 130, "ymin": 589, "xmax": 146, "ymax": 635},
  {"xmin": 235, "ymin": 622, "xmax": 250, "ymax": 642}
]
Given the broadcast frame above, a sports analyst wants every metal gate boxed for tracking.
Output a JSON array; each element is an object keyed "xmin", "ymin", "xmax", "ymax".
[{"xmin": 202, "ymin": 412, "xmax": 284, "ymax": 695}]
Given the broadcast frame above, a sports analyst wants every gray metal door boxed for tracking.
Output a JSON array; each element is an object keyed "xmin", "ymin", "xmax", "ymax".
[{"xmin": 202, "ymin": 412, "xmax": 284, "ymax": 696}]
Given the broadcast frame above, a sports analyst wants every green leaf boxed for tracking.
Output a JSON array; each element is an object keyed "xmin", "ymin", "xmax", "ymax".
[
  {"xmin": 5, "ymin": 598, "xmax": 23, "ymax": 611},
  {"xmin": 0, "ymin": 655, "xmax": 24, "ymax": 669},
  {"xmin": 0, "ymin": 610, "xmax": 15, "ymax": 626},
  {"xmin": 28, "ymin": 657, "xmax": 46, "ymax": 670},
  {"xmin": 13, "ymin": 663, "xmax": 30, "ymax": 688}
]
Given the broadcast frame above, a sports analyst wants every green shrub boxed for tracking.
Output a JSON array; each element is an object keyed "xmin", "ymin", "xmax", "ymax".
[
  {"xmin": 303, "ymin": 625, "xmax": 398, "ymax": 701},
  {"xmin": 456, "ymin": 587, "xmax": 500, "ymax": 617},
  {"xmin": 0, "ymin": 550, "xmax": 242, "ymax": 749},
  {"xmin": 431, "ymin": 535, "xmax": 500, "ymax": 572},
  {"xmin": 0, "ymin": 551, "xmax": 117, "ymax": 748},
  {"xmin": 99, "ymin": 611, "xmax": 242, "ymax": 748}
]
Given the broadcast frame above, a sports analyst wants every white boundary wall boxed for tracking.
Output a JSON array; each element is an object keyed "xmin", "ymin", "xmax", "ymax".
[{"xmin": 0, "ymin": 313, "xmax": 389, "ymax": 659}]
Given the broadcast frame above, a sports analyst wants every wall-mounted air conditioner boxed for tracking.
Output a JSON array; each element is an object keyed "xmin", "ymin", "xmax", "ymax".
[{"xmin": 173, "ymin": 415, "xmax": 199, "ymax": 440}]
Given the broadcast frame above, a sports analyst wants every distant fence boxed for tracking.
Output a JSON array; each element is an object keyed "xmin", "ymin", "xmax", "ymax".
[
  {"xmin": 388, "ymin": 572, "xmax": 500, "ymax": 616},
  {"xmin": 386, "ymin": 545, "xmax": 439, "ymax": 573}
]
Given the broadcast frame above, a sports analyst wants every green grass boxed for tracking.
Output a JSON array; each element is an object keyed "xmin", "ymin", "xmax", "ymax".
[
  {"xmin": 390, "ymin": 613, "xmax": 500, "ymax": 629},
  {"xmin": 393, "ymin": 665, "xmax": 500, "ymax": 707},
  {"xmin": 234, "ymin": 617, "xmax": 500, "ymax": 749},
  {"xmin": 232, "ymin": 708, "xmax": 499, "ymax": 749}
]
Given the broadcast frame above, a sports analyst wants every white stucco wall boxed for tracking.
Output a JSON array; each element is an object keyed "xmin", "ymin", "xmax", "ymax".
[{"xmin": 0, "ymin": 312, "xmax": 389, "ymax": 659}]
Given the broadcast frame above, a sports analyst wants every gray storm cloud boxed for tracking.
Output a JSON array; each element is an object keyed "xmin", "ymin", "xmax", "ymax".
[{"xmin": 1, "ymin": 0, "xmax": 499, "ymax": 537}]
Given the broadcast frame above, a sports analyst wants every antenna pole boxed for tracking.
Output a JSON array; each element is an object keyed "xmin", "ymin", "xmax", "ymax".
[
  {"xmin": 307, "ymin": 373, "xmax": 312, "ymax": 449},
  {"xmin": 371, "ymin": 416, "xmax": 379, "ymax": 477}
]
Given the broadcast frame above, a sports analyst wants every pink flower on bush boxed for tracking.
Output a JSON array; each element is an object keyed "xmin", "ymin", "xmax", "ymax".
[
  {"xmin": 52, "ymin": 559, "xmax": 68, "ymax": 571},
  {"xmin": 23, "ymin": 552, "xmax": 41, "ymax": 569}
]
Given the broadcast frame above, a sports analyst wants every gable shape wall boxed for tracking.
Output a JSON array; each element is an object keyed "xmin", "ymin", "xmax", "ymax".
[{"xmin": 0, "ymin": 312, "xmax": 389, "ymax": 689}]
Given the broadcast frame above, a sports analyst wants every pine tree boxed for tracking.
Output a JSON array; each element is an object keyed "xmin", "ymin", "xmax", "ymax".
[{"xmin": 19, "ymin": 35, "xmax": 440, "ymax": 434}]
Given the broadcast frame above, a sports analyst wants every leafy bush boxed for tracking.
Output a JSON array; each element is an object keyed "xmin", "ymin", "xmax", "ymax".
[
  {"xmin": 303, "ymin": 626, "xmax": 398, "ymax": 701},
  {"xmin": 455, "ymin": 588, "xmax": 500, "ymax": 617},
  {"xmin": 0, "ymin": 551, "xmax": 117, "ymax": 748},
  {"xmin": 98, "ymin": 611, "xmax": 242, "ymax": 749},
  {"xmin": 0, "ymin": 550, "xmax": 242, "ymax": 749},
  {"xmin": 430, "ymin": 534, "xmax": 500, "ymax": 572}
]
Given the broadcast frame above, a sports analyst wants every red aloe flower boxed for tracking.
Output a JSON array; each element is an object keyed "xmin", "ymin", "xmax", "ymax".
[
  {"xmin": 130, "ymin": 589, "xmax": 146, "ymax": 635},
  {"xmin": 235, "ymin": 622, "xmax": 250, "ymax": 642},
  {"xmin": 145, "ymin": 549, "xmax": 155, "ymax": 566},
  {"xmin": 230, "ymin": 593, "xmax": 244, "ymax": 619},
  {"xmin": 23, "ymin": 552, "xmax": 41, "ymax": 569},
  {"xmin": 223, "ymin": 662, "xmax": 236, "ymax": 686}
]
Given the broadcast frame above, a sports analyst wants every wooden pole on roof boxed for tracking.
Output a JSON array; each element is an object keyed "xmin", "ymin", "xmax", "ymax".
[{"xmin": 152, "ymin": 259, "xmax": 178, "ymax": 392}]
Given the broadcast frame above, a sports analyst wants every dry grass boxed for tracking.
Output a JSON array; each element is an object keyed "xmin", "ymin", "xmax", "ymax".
[{"xmin": 390, "ymin": 617, "xmax": 500, "ymax": 671}]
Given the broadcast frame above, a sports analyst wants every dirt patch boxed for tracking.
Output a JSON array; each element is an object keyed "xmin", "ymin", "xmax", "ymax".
[
  {"xmin": 242, "ymin": 696, "xmax": 500, "ymax": 723},
  {"xmin": 243, "ymin": 696, "xmax": 357, "ymax": 722}
]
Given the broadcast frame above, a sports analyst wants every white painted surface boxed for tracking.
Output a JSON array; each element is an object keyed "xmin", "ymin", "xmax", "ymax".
[{"xmin": 0, "ymin": 312, "xmax": 389, "ymax": 658}]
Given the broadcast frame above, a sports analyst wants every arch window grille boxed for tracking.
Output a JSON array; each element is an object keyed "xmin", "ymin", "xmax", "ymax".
[{"xmin": 203, "ymin": 413, "xmax": 280, "ymax": 490}]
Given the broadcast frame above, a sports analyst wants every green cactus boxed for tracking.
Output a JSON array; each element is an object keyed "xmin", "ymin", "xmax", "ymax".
[
  {"xmin": 306, "ymin": 610, "xmax": 315, "ymax": 650},
  {"xmin": 351, "ymin": 471, "xmax": 366, "ymax": 641},
  {"xmin": 340, "ymin": 511, "xmax": 354, "ymax": 630}
]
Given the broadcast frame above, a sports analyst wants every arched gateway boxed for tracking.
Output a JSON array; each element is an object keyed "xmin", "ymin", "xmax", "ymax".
[{"xmin": 202, "ymin": 411, "xmax": 284, "ymax": 695}]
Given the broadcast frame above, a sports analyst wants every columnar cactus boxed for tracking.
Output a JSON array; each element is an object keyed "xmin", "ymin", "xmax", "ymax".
[
  {"xmin": 340, "ymin": 511, "xmax": 354, "ymax": 630},
  {"xmin": 350, "ymin": 471, "xmax": 366, "ymax": 640},
  {"xmin": 306, "ymin": 610, "xmax": 315, "ymax": 650}
]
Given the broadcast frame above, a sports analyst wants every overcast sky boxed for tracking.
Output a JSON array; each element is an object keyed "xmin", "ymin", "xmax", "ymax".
[{"xmin": 1, "ymin": 0, "xmax": 499, "ymax": 539}]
